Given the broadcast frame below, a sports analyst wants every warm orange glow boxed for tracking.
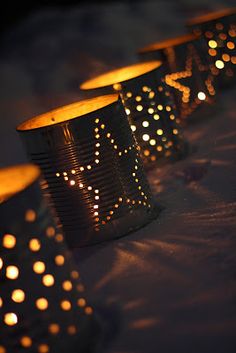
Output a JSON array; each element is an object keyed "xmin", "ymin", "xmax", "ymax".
[
  {"xmin": 80, "ymin": 61, "xmax": 162, "ymax": 90},
  {"xmin": 6, "ymin": 265, "xmax": 19, "ymax": 279},
  {"xmin": 0, "ymin": 346, "xmax": 6, "ymax": 353},
  {"xmin": 227, "ymin": 41, "xmax": 235, "ymax": 50},
  {"xmin": 208, "ymin": 48, "xmax": 217, "ymax": 56},
  {"xmin": 229, "ymin": 29, "xmax": 236, "ymax": 37},
  {"xmin": 67, "ymin": 325, "xmax": 77, "ymax": 335},
  {"xmin": 25, "ymin": 209, "xmax": 36, "ymax": 222},
  {"xmin": 61, "ymin": 300, "xmax": 71, "ymax": 311},
  {"xmin": 0, "ymin": 165, "xmax": 40, "ymax": 204},
  {"xmin": 0, "ymin": 297, "xmax": 3, "ymax": 307},
  {"xmin": 29, "ymin": 238, "xmax": 41, "ymax": 251},
  {"xmin": 4, "ymin": 313, "xmax": 18, "ymax": 326},
  {"xmin": 46, "ymin": 227, "xmax": 55, "ymax": 237},
  {"xmin": 144, "ymin": 150, "xmax": 150, "ymax": 156},
  {"xmin": 165, "ymin": 69, "xmax": 192, "ymax": 105},
  {"xmin": 77, "ymin": 298, "xmax": 86, "ymax": 307},
  {"xmin": 55, "ymin": 255, "xmax": 65, "ymax": 266},
  {"xmin": 208, "ymin": 40, "xmax": 217, "ymax": 48},
  {"xmin": 33, "ymin": 261, "xmax": 46, "ymax": 274},
  {"xmin": 2, "ymin": 234, "xmax": 16, "ymax": 249},
  {"xmin": 49, "ymin": 323, "xmax": 60, "ymax": 334},
  {"xmin": 21, "ymin": 336, "xmax": 32, "ymax": 347},
  {"xmin": 0, "ymin": 258, "xmax": 3, "ymax": 270},
  {"xmin": 12, "ymin": 289, "xmax": 25, "ymax": 303},
  {"xmin": 36, "ymin": 298, "xmax": 48, "ymax": 310},
  {"xmin": 85, "ymin": 306, "xmax": 93, "ymax": 315},
  {"xmin": 17, "ymin": 95, "xmax": 119, "ymax": 131},
  {"xmin": 38, "ymin": 344, "xmax": 49, "ymax": 353},
  {"xmin": 222, "ymin": 54, "xmax": 230, "ymax": 62},
  {"xmin": 71, "ymin": 270, "xmax": 79, "ymax": 279},
  {"xmin": 55, "ymin": 234, "xmax": 63, "ymax": 242},
  {"xmin": 113, "ymin": 83, "xmax": 121, "ymax": 91},
  {"xmin": 42, "ymin": 274, "xmax": 54, "ymax": 287},
  {"xmin": 139, "ymin": 34, "xmax": 197, "ymax": 53},
  {"xmin": 187, "ymin": 8, "xmax": 236, "ymax": 26},
  {"xmin": 62, "ymin": 280, "xmax": 72, "ymax": 291}
]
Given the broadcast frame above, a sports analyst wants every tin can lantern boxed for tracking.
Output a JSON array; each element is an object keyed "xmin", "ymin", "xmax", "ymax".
[
  {"xmin": 138, "ymin": 34, "xmax": 216, "ymax": 121},
  {"xmin": 80, "ymin": 61, "xmax": 187, "ymax": 168},
  {"xmin": 0, "ymin": 164, "xmax": 100, "ymax": 353},
  {"xmin": 17, "ymin": 95, "xmax": 158, "ymax": 248},
  {"xmin": 187, "ymin": 8, "xmax": 236, "ymax": 87}
]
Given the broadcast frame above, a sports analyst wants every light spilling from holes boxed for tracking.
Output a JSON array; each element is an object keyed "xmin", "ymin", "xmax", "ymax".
[
  {"xmin": 62, "ymin": 280, "xmax": 73, "ymax": 291},
  {"xmin": 198, "ymin": 91, "xmax": 206, "ymax": 100},
  {"xmin": 55, "ymin": 255, "xmax": 65, "ymax": 266},
  {"xmin": 17, "ymin": 94, "xmax": 156, "ymax": 247},
  {"xmin": 36, "ymin": 298, "xmax": 48, "ymax": 311},
  {"xmin": 33, "ymin": 261, "xmax": 46, "ymax": 274},
  {"xmin": 142, "ymin": 134, "xmax": 150, "ymax": 141},
  {"xmin": 208, "ymin": 39, "xmax": 217, "ymax": 48},
  {"xmin": 29, "ymin": 238, "xmax": 41, "ymax": 251},
  {"xmin": 215, "ymin": 60, "xmax": 225, "ymax": 69},
  {"xmin": 4, "ymin": 313, "xmax": 18, "ymax": 326},
  {"xmin": 0, "ymin": 164, "xmax": 98, "ymax": 353},
  {"xmin": 38, "ymin": 344, "xmax": 49, "ymax": 353},
  {"xmin": 25, "ymin": 209, "xmax": 36, "ymax": 222},
  {"xmin": 2, "ymin": 234, "xmax": 16, "ymax": 248},
  {"xmin": 49, "ymin": 323, "xmax": 60, "ymax": 335},
  {"xmin": 139, "ymin": 34, "xmax": 217, "ymax": 121},
  {"xmin": 188, "ymin": 10, "xmax": 236, "ymax": 86},
  {"xmin": 12, "ymin": 289, "xmax": 25, "ymax": 303},
  {"xmin": 78, "ymin": 62, "xmax": 185, "ymax": 166},
  {"xmin": 21, "ymin": 336, "xmax": 32, "ymax": 348},
  {"xmin": 61, "ymin": 300, "xmax": 71, "ymax": 311},
  {"xmin": 42, "ymin": 274, "xmax": 55, "ymax": 287},
  {"xmin": 6, "ymin": 265, "xmax": 19, "ymax": 280}
]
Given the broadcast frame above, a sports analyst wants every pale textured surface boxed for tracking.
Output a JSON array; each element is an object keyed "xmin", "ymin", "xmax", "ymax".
[
  {"xmin": 0, "ymin": 1, "xmax": 236, "ymax": 352},
  {"xmin": 74, "ymin": 92, "xmax": 236, "ymax": 353}
]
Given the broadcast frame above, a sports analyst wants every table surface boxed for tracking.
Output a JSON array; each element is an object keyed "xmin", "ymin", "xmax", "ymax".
[
  {"xmin": 0, "ymin": 2, "xmax": 235, "ymax": 353},
  {"xmin": 74, "ymin": 90, "xmax": 236, "ymax": 353}
]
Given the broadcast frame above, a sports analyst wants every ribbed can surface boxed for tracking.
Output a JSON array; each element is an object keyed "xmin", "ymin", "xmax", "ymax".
[
  {"xmin": 0, "ymin": 164, "xmax": 99, "ymax": 353},
  {"xmin": 80, "ymin": 62, "xmax": 187, "ymax": 168},
  {"xmin": 139, "ymin": 35, "xmax": 216, "ymax": 120},
  {"xmin": 17, "ymin": 95, "xmax": 158, "ymax": 247},
  {"xmin": 187, "ymin": 9, "xmax": 236, "ymax": 87}
]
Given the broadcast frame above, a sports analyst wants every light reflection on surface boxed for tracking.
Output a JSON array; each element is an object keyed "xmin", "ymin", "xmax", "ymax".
[{"xmin": 73, "ymin": 92, "xmax": 236, "ymax": 353}]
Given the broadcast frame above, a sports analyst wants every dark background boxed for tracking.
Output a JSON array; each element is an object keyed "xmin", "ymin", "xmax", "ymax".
[{"xmin": 0, "ymin": 0, "xmax": 235, "ymax": 167}]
